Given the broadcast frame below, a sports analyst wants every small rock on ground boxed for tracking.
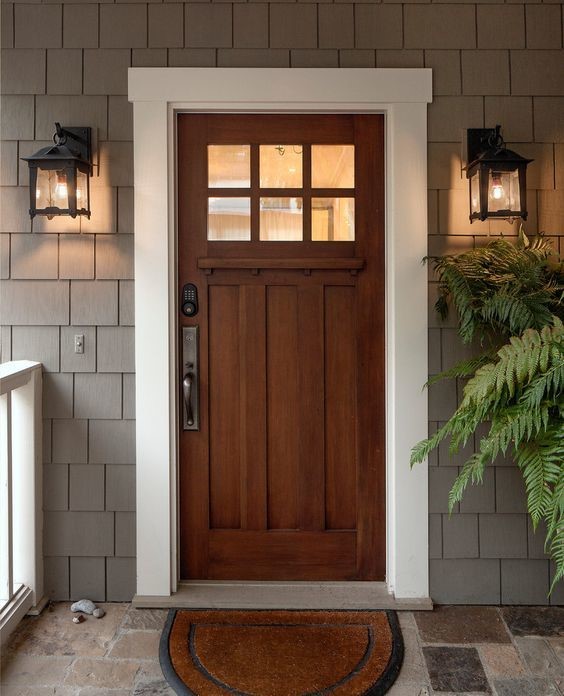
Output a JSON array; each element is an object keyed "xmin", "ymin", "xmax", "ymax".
[{"xmin": 70, "ymin": 599, "xmax": 97, "ymax": 615}]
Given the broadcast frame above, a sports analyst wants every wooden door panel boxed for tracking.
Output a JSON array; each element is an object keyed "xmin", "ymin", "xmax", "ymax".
[
  {"xmin": 325, "ymin": 285, "xmax": 357, "ymax": 531},
  {"xmin": 297, "ymin": 285, "xmax": 325, "ymax": 532},
  {"xmin": 208, "ymin": 531, "xmax": 356, "ymax": 581},
  {"xmin": 209, "ymin": 285, "xmax": 241, "ymax": 530},
  {"xmin": 266, "ymin": 285, "xmax": 300, "ymax": 530},
  {"xmin": 178, "ymin": 114, "xmax": 385, "ymax": 581},
  {"xmin": 239, "ymin": 284, "xmax": 267, "ymax": 532}
]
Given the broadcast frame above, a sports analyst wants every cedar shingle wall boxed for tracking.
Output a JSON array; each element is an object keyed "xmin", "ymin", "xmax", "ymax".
[{"xmin": 1, "ymin": 0, "xmax": 563, "ymax": 603}]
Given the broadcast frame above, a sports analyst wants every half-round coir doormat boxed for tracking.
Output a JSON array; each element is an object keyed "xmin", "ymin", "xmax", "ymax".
[{"xmin": 159, "ymin": 609, "xmax": 404, "ymax": 695}]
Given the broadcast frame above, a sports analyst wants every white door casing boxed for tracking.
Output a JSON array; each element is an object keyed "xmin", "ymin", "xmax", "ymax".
[{"xmin": 129, "ymin": 68, "xmax": 432, "ymax": 601}]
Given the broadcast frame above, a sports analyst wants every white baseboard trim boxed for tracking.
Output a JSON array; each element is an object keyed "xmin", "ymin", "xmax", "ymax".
[{"xmin": 27, "ymin": 594, "xmax": 49, "ymax": 616}]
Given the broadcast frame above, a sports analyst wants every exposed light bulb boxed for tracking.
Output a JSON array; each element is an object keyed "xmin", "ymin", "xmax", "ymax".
[
  {"xmin": 55, "ymin": 173, "xmax": 68, "ymax": 201},
  {"xmin": 36, "ymin": 188, "xmax": 41, "ymax": 200},
  {"xmin": 491, "ymin": 173, "xmax": 504, "ymax": 201}
]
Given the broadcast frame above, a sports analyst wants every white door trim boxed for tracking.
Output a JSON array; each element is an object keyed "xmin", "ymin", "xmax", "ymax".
[{"xmin": 129, "ymin": 68, "xmax": 432, "ymax": 601}]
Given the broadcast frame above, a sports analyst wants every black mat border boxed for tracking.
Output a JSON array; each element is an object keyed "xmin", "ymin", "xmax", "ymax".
[
  {"xmin": 160, "ymin": 609, "xmax": 193, "ymax": 696},
  {"xmin": 363, "ymin": 609, "xmax": 404, "ymax": 696},
  {"xmin": 159, "ymin": 608, "xmax": 404, "ymax": 696}
]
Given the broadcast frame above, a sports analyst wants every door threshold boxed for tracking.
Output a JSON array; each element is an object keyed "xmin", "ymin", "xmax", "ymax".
[{"xmin": 133, "ymin": 581, "xmax": 433, "ymax": 611}]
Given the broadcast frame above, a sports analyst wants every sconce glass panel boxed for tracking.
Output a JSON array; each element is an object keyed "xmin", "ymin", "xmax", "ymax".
[
  {"xmin": 487, "ymin": 169, "xmax": 520, "ymax": 213},
  {"xmin": 77, "ymin": 169, "xmax": 88, "ymax": 205},
  {"xmin": 35, "ymin": 169, "xmax": 58, "ymax": 210},
  {"xmin": 470, "ymin": 172, "xmax": 480, "ymax": 217},
  {"xmin": 35, "ymin": 169, "xmax": 87, "ymax": 212}
]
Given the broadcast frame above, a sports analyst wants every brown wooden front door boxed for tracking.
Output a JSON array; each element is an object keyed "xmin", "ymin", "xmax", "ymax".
[{"xmin": 178, "ymin": 114, "xmax": 385, "ymax": 581}]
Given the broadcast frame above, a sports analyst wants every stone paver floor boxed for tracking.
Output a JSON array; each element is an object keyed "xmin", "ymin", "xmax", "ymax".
[{"xmin": 0, "ymin": 603, "xmax": 562, "ymax": 695}]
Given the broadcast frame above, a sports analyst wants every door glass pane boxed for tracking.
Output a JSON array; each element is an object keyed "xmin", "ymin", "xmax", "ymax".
[
  {"xmin": 260, "ymin": 197, "xmax": 303, "ymax": 241},
  {"xmin": 208, "ymin": 145, "xmax": 250, "ymax": 188},
  {"xmin": 260, "ymin": 145, "xmax": 302, "ymax": 188},
  {"xmin": 312, "ymin": 198, "xmax": 355, "ymax": 241},
  {"xmin": 312, "ymin": 145, "xmax": 354, "ymax": 188},
  {"xmin": 208, "ymin": 197, "xmax": 251, "ymax": 241}
]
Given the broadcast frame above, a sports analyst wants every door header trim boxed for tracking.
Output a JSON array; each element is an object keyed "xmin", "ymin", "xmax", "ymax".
[
  {"xmin": 129, "ymin": 68, "xmax": 431, "ymax": 602},
  {"xmin": 129, "ymin": 67, "xmax": 432, "ymax": 105}
]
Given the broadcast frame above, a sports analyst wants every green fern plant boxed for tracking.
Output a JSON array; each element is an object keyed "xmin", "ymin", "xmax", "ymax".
[
  {"xmin": 414, "ymin": 231, "xmax": 564, "ymax": 593},
  {"xmin": 431, "ymin": 228, "xmax": 563, "ymax": 346}
]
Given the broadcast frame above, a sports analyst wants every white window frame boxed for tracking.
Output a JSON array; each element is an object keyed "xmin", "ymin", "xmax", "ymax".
[{"xmin": 129, "ymin": 68, "xmax": 432, "ymax": 601}]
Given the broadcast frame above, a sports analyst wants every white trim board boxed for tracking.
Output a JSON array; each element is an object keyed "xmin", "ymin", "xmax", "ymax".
[{"xmin": 129, "ymin": 68, "xmax": 432, "ymax": 603}]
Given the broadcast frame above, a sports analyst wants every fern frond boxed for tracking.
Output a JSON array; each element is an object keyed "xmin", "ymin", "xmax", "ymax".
[
  {"xmin": 426, "ymin": 354, "xmax": 494, "ymax": 387},
  {"xmin": 542, "ymin": 444, "xmax": 564, "ymax": 591},
  {"xmin": 448, "ymin": 453, "xmax": 487, "ymax": 512},
  {"xmin": 413, "ymin": 316, "xmax": 564, "ymax": 595},
  {"xmin": 516, "ymin": 436, "xmax": 562, "ymax": 527},
  {"xmin": 418, "ymin": 222, "xmax": 563, "ymax": 595},
  {"xmin": 428, "ymin": 234, "xmax": 564, "ymax": 344},
  {"xmin": 410, "ymin": 422, "xmax": 452, "ymax": 467}
]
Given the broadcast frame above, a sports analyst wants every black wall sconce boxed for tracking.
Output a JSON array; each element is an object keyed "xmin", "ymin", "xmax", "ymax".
[
  {"xmin": 465, "ymin": 125, "xmax": 533, "ymax": 224},
  {"xmin": 22, "ymin": 123, "xmax": 93, "ymax": 220}
]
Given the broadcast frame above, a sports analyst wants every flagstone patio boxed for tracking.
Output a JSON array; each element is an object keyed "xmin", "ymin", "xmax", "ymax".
[{"xmin": 1, "ymin": 604, "xmax": 562, "ymax": 695}]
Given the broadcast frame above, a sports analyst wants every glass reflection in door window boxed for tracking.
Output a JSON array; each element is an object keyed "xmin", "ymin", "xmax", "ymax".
[
  {"xmin": 208, "ymin": 197, "xmax": 251, "ymax": 241},
  {"xmin": 312, "ymin": 198, "xmax": 355, "ymax": 241},
  {"xmin": 260, "ymin": 145, "xmax": 303, "ymax": 188},
  {"xmin": 260, "ymin": 197, "xmax": 303, "ymax": 241},
  {"xmin": 311, "ymin": 145, "xmax": 354, "ymax": 189},
  {"xmin": 208, "ymin": 145, "xmax": 251, "ymax": 188}
]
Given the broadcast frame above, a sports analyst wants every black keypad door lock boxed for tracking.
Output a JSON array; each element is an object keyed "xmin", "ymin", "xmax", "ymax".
[{"xmin": 182, "ymin": 283, "xmax": 199, "ymax": 317}]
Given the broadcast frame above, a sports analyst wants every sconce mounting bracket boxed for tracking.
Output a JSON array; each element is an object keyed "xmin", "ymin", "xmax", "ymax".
[
  {"xmin": 55, "ymin": 125, "xmax": 92, "ymax": 169},
  {"xmin": 466, "ymin": 127, "xmax": 499, "ymax": 166}
]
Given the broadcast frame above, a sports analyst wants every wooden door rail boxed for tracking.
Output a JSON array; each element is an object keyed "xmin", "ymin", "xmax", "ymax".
[{"xmin": 198, "ymin": 257, "xmax": 366, "ymax": 275}]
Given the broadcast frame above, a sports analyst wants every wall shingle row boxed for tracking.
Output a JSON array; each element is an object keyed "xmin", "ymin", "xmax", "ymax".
[{"xmin": 5, "ymin": 4, "xmax": 564, "ymax": 52}]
